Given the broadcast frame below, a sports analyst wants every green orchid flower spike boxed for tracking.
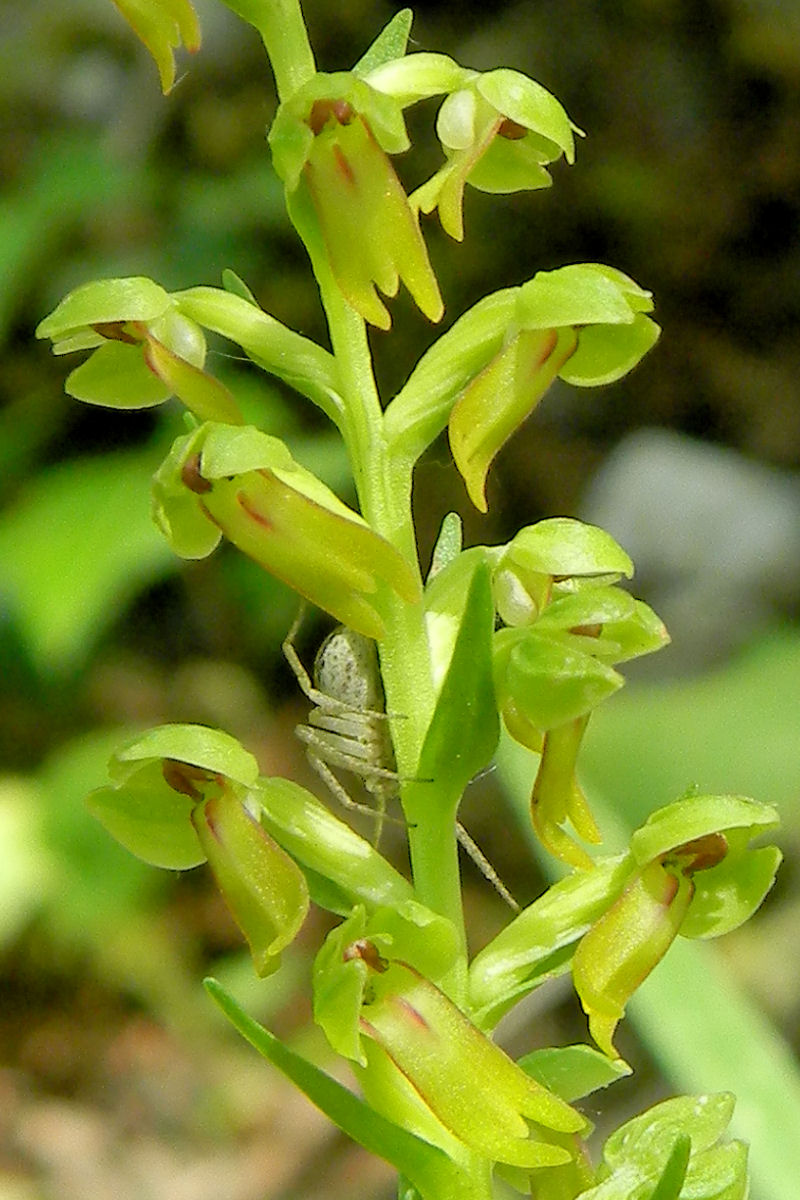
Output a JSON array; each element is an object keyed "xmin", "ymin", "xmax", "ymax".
[
  {"xmin": 35, "ymin": 276, "xmax": 242, "ymax": 423},
  {"xmin": 36, "ymin": 4, "xmax": 784, "ymax": 1197}
]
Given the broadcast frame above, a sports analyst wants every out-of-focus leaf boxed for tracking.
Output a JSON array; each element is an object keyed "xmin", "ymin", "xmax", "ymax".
[{"xmin": 0, "ymin": 445, "xmax": 175, "ymax": 673}]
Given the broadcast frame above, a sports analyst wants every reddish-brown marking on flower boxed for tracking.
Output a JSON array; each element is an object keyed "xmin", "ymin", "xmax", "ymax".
[
  {"xmin": 162, "ymin": 758, "xmax": 221, "ymax": 800},
  {"xmin": 92, "ymin": 321, "xmax": 140, "ymax": 344},
  {"xmin": 308, "ymin": 98, "xmax": 354, "ymax": 135},
  {"xmin": 237, "ymin": 490, "xmax": 273, "ymax": 531},
  {"xmin": 497, "ymin": 117, "xmax": 528, "ymax": 140},
  {"xmin": 668, "ymin": 832, "xmax": 728, "ymax": 874},
  {"xmin": 181, "ymin": 453, "xmax": 213, "ymax": 494},
  {"xmin": 570, "ymin": 623, "xmax": 603, "ymax": 638},
  {"xmin": 393, "ymin": 995, "xmax": 431, "ymax": 1031},
  {"xmin": 342, "ymin": 939, "xmax": 388, "ymax": 973},
  {"xmin": 332, "ymin": 143, "xmax": 356, "ymax": 187}
]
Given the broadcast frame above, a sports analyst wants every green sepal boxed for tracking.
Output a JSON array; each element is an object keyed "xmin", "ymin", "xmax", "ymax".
[
  {"xmin": 313, "ymin": 903, "xmax": 461, "ymax": 1065},
  {"xmin": 416, "ymin": 559, "xmax": 499, "ymax": 808},
  {"xmin": 475, "ymin": 68, "xmax": 579, "ymax": 164},
  {"xmin": 501, "ymin": 518, "xmax": 634, "ymax": 584},
  {"xmin": 254, "ymin": 777, "xmax": 414, "ymax": 914},
  {"xmin": 518, "ymin": 1044, "xmax": 631, "ymax": 1103},
  {"xmin": 584, "ymin": 1094, "xmax": 748, "ymax": 1200},
  {"xmin": 86, "ymin": 723, "xmax": 258, "ymax": 870},
  {"xmin": 364, "ymin": 52, "xmax": 466, "ymax": 107},
  {"xmin": 467, "ymin": 854, "xmax": 633, "ymax": 1029},
  {"xmin": 204, "ymin": 978, "xmax": 488, "ymax": 1200},
  {"xmin": 36, "ymin": 276, "xmax": 171, "ymax": 344},
  {"xmin": 516, "ymin": 264, "xmax": 654, "ymax": 330},
  {"xmin": 630, "ymin": 794, "xmax": 779, "ymax": 866},
  {"xmin": 192, "ymin": 790, "xmax": 309, "ymax": 977}
]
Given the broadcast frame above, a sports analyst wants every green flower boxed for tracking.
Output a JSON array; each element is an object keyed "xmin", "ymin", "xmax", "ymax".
[
  {"xmin": 153, "ymin": 421, "xmax": 420, "ymax": 640},
  {"xmin": 111, "ymin": 0, "xmax": 201, "ymax": 94},
  {"xmin": 36, "ymin": 276, "xmax": 242, "ymax": 423},
  {"xmin": 411, "ymin": 67, "xmax": 581, "ymax": 240},
  {"xmin": 573, "ymin": 795, "xmax": 781, "ymax": 1056},
  {"xmin": 87, "ymin": 723, "xmax": 308, "ymax": 977},
  {"xmin": 269, "ymin": 74, "xmax": 443, "ymax": 329},
  {"xmin": 449, "ymin": 265, "xmax": 659, "ymax": 511}
]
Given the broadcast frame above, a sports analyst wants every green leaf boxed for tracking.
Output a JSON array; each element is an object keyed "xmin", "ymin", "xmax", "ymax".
[
  {"xmin": 0, "ymin": 447, "xmax": 174, "ymax": 673},
  {"xmin": 204, "ymin": 978, "xmax": 487, "ymax": 1200},
  {"xmin": 417, "ymin": 560, "xmax": 499, "ymax": 804}
]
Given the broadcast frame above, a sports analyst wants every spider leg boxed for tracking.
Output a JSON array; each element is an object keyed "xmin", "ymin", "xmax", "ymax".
[
  {"xmin": 304, "ymin": 749, "xmax": 394, "ymax": 845},
  {"xmin": 456, "ymin": 821, "xmax": 520, "ymax": 912}
]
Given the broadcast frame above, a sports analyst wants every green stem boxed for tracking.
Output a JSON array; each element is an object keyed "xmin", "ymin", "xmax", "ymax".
[
  {"xmin": 318, "ymin": 277, "xmax": 467, "ymax": 959},
  {"xmin": 221, "ymin": 0, "xmax": 316, "ymax": 100}
]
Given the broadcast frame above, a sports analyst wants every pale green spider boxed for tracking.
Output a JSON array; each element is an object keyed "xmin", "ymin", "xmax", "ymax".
[
  {"xmin": 283, "ymin": 612, "xmax": 401, "ymax": 845},
  {"xmin": 283, "ymin": 610, "xmax": 519, "ymax": 910}
]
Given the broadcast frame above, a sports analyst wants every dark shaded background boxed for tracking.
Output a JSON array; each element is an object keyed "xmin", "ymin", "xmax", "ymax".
[{"xmin": 1, "ymin": 1, "xmax": 799, "ymax": 1197}]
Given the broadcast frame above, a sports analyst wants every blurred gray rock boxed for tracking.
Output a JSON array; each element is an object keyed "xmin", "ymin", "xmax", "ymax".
[{"xmin": 579, "ymin": 428, "xmax": 800, "ymax": 671}]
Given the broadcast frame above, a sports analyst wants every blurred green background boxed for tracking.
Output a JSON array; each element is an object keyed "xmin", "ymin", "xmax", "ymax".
[{"xmin": 1, "ymin": 0, "xmax": 799, "ymax": 1197}]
